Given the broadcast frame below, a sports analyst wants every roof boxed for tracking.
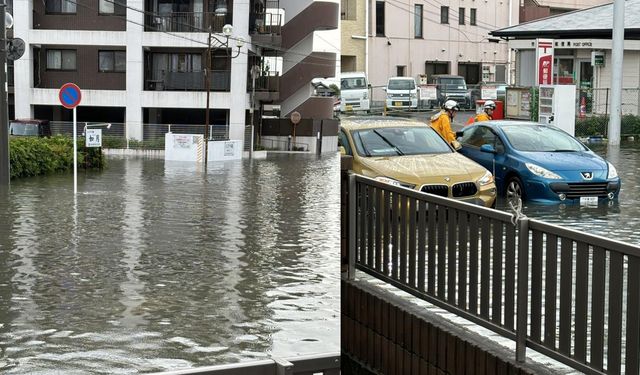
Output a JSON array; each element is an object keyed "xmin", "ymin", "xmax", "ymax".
[
  {"xmin": 340, "ymin": 72, "xmax": 366, "ymax": 78},
  {"xmin": 340, "ymin": 116, "xmax": 426, "ymax": 130},
  {"xmin": 491, "ymin": 0, "xmax": 640, "ymax": 39}
]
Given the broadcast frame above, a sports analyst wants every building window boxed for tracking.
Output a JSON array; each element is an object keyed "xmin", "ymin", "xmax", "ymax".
[
  {"xmin": 376, "ymin": 1, "xmax": 385, "ymax": 36},
  {"xmin": 45, "ymin": 0, "xmax": 76, "ymax": 13},
  {"xmin": 440, "ymin": 6, "xmax": 449, "ymax": 24},
  {"xmin": 459, "ymin": 8, "xmax": 465, "ymax": 25},
  {"xmin": 99, "ymin": 0, "xmax": 126, "ymax": 15},
  {"xmin": 470, "ymin": 8, "xmax": 477, "ymax": 25},
  {"xmin": 397, "ymin": 65, "xmax": 406, "ymax": 77},
  {"xmin": 414, "ymin": 4, "xmax": 423, "ymax": 38},
  {"xmin": 46, "ymin": 49, "xmax": 76, "ymax": 70},
  {"xmin": 341, "ymin": 0, "xmax": 356, "ymax": 20},
  {"xmin": 99, "ymin": 51, "xmax": 126, "ymax": 72},
  {"xmin": 425, "ymin": 61, "xmax": 449, "ymax": 76}
]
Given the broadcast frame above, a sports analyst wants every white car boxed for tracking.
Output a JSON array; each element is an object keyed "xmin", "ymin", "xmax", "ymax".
[
  {"xmin": 340, "ymin": 72, "xmax": 370, "ymax": 113},
  {"xmin": 385, "ymin": 77, "xmax": 418, "ymax": 110}
]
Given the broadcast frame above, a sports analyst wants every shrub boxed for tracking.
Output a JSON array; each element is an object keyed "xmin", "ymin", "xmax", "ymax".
[{"xmin": 9, "ymin": 136, "xmax": 104, "ymax": 179}]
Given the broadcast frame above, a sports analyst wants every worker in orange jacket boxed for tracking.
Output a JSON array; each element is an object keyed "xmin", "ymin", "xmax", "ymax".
[
  {"xmin": 430, "ymin": 100, "xmax": 461, "ymax": 148},
  {"xmin": 466, "ymin": 100, "xmax": 496, "ymax": 125}
]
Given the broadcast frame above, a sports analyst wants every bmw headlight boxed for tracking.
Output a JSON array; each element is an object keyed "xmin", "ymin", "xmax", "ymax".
[
  {"xmin": 607, "ymin": 162, "xmax": 618, "ymax": 179},
  {"xmin": 375, "ymin": 176, "xmax": 415, "ymax": 189},
  {"xmin": 525, "ymin": 163, "xmax": 562, "ymax": 179},
  {"xmin": 477, "ymin": 170, "xmax": 494, "ymax": 186}
]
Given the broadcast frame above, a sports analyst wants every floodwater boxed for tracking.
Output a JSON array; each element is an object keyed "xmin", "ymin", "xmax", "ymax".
[
  {"xmin": 0, "ymin": 154, "xmax": 340, "ymax": 374},
  {"xmin": 496, "ymin": 142, "xmax": 640, "ymax": 245}
]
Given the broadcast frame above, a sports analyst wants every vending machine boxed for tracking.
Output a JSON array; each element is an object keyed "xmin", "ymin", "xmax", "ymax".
[{"xmin": 538, "ymin": 85, "xmax": 577, "ymax": 135}]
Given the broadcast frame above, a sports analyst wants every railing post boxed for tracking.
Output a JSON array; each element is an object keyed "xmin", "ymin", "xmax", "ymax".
[
  {"xmin": 348, "ymin": 172, "xmax": 357, "ymax": 280},
  {"xmin": 516, "ymin": 217, "xmax": 530, "ymax": 362}
]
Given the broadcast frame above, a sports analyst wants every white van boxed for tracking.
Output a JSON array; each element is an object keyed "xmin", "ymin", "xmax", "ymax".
[
  {"xmin": 385, "ymin": 76, "xmax": 418, "ymax": 109},
  {"xmin": 340, "ymin": 72, "xmax": 370, "ymax": 113}
]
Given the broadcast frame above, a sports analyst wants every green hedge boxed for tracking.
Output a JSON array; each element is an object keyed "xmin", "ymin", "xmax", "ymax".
[
  {"xmin": 575, "ymin": 114, "xmax": 640, "ymax": 137},
  {"xmin": 9, "ymin": 135, "xmax": 105, "ymax": 179}
]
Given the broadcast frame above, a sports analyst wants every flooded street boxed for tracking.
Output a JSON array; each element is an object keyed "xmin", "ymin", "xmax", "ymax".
[
  {"xmin": 497, "ymin": 143, "xmax": 640, "ymax": 244},
  {"xmin": 0, "ymin": 154, "xmax": 340, "ymax": 374}
]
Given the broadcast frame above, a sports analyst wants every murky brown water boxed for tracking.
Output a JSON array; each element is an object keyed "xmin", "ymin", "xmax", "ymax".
[{"xmin": 0, "ymin": 154, "xmax": 340, "ymax": 374}]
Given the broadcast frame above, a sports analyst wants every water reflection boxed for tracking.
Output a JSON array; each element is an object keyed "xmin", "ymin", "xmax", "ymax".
[{"xmin": 0, "ymin": 154, "xmax": 340, "ymax": 374}]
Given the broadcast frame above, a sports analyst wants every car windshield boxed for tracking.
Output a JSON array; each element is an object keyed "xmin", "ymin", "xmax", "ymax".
[
  {"xmin": 502, "ymin": 125, "xmax": 587, "ymax": 152},
  {"xmin": 388, "ymin": 80, "xmax": 415, "ymax": 90},
  {"xmin": 9, "ymin": 122, "xmax": 38, "ymax": 136},
  {"xmin": 440, "ymin": 78, "xmax": 466, "ymax": 89},
  {"xmin": 341, "ymin": 77, "xmax": 367, "ymax": 90},
  {"xmin": 352, "ymin": 126, "xmax": 452, "ymax": 157}
]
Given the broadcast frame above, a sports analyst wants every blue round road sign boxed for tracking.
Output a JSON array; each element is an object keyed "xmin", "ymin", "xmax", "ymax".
[{"xmin": 59, "ymin": 83, "xmax": 82, "ymax": 109}]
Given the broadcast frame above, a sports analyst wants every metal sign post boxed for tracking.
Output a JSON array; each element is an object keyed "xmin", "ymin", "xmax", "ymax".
[
  {"xmin": 59, "ymin": 83, "xmax": 82, "ymax": 194},
  {"xmin": 290, "ymin": 111, "xmax": 301, "ymax": 151}
]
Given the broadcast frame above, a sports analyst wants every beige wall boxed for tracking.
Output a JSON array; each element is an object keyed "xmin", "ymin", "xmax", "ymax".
[
  {"xmin": 341, "ymin": 0, "xmax": 367, "ymax": 72},
  {"xmin": 367, "ymin": 0, "xmax": 518, "ymax": 99}
]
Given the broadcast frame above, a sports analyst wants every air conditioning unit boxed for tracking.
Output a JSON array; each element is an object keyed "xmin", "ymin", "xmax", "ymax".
[{"xmin": 482, "ymin": 65, "xmax": 495, "ymax": 74}]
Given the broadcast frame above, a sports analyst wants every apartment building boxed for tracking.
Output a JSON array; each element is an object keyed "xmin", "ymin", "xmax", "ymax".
[
  {"xmin": 364, "ymin": 0, "xmax": 518, "ymax": 101},
  {"xmin": 11, "ymin": 0, "xmax": 338, "ymax": 149}
]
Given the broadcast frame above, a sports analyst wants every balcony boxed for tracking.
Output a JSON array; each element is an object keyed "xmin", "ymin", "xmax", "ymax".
[
  {"xmin": 145, "ymin": 12, "xmax": 231, "ymax": 33},
  {"xmin": 146, "ymin": 70, "xmax": 230, "ymax": 91}
]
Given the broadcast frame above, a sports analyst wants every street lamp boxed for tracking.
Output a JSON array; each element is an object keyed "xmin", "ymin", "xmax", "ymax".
[
  {"xmin": 0, "ymin": 2, "xmax": 13, "ymax": 187},
  {"xmin": 82, "ymin": 122, "xmax": 112, "ymax": 135},
  {"xmin": 203, "ymin": 20, "xmax": 244, "ymax": 168}
]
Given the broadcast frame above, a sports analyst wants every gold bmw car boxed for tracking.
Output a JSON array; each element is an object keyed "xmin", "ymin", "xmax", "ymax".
[{"xmin": 339, "ymin": 116, "xmax": 497, "ymax": 207}]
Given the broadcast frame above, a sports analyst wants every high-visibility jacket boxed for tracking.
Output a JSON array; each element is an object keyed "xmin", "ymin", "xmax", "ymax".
[
  {"xmin": 465, "ymin": 112, "xmax": 492, "ymax": 125},
  {"xmin": 430, "ymin": 111, "xmax": 456, "ymax": 143}
]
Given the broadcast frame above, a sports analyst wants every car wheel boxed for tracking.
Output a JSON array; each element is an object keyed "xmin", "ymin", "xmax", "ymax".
[{"xmin": 505, "ymin": 176, "xmax": 524, "ymax": 202}]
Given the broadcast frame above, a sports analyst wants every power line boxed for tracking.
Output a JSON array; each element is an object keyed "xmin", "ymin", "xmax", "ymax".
[
  {"xmin": 38, "ymin": 0, "xmax": 339, "ymax": 70},
  {"xmin": 98, "ymin": 0, "xmax": 341, "ymax": 65}
]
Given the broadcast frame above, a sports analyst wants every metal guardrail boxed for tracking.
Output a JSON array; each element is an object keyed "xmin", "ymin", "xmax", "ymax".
[
  {"xmin": 345, "ymin": 173, "xmax": 640, "ymax": 374},
  {"xmin": 148, "ymin": 352, "xmax": 340, "ymax": 375}
]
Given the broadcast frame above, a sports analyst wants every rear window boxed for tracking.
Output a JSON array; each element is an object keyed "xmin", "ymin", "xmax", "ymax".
[
  {"xmin": 388, "ymin": 80, "xmax": 415, "ymax": 90},
  {"xmin": 439, "ymin": 78, "xmax": 466, "ymax": 89},
  {"xmin": 9, "ymin": 122, "xmax": 39, "ymax": 136}
]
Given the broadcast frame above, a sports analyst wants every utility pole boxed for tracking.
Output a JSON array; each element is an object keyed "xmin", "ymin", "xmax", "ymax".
[
  {"xmin": 0, "ymin": 0, "xmax": 8, "ymax": 187},
  {"xmin": 204, "ymin": 29, "xmax": 212, "ymax": 168},
  {"xmin": 608, "ymin": 0, "xmax": 624, "ymax": 146}
]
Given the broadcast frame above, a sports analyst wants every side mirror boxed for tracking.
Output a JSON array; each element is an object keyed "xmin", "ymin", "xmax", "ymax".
[
  {"xmin": 382, "ymin": 87, "xmax": 387, "ymax": 92},
  {"xmin": 368, "ymin": 84, "xmax": 372, "ymax": 89},
  {"xmin": 338, "ymin": 146, "xmax": 346, "ymax": 155},
  {"xmin": 480, "ymin": 144, "xmax": 497, "ymax": 154},
  {"xmin": 455, "ymin": 131, "xmax": 464, "ymax": 138}
]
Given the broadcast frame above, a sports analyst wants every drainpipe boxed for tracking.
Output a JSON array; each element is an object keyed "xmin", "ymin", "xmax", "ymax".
[
  {"xmin": 507, "ymin": 0, "xmax": 513, "ymax": 84},
  {"xmin": 365, "ymin": 0, "xmax": 369, "ymax": 75}
]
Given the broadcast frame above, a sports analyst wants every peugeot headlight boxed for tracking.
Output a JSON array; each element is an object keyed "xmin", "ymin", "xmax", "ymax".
[
  {"xmin": 477, "ymin": 170, "xmax": 494, "ymax": 186},
  {"xmin": 375, "ymin": 176, "xmax": 415, "ymax": 189},
  {"xmin": 607, "ymin": 162, "xmax": 618, "ymax": 179},
  {"xmin": 525, "ymin": 163, "xmax": 562, "ymax": 179}
]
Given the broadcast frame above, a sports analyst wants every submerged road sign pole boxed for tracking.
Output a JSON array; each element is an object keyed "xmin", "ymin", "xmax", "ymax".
[{"xmin": 59, "ymin": 83, "xmax": 82, "ymax": 194}]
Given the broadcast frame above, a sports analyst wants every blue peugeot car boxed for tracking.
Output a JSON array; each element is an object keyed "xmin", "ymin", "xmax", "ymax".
[{"xmin": 457, "ymin": 121, "xmax": 621, "ymax": 204}]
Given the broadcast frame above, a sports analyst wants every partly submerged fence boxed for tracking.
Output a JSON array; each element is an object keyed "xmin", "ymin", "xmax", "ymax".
[{"xmin": 344, "ymin": 172, "xmax": 640, "ymax": 374}]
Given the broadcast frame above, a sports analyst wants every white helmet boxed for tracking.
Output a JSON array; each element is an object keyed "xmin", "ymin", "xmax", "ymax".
[
  {"xmin": 484, "ymin": 100, "xmax": 496, "ymax": 110},
  {"xmin": 443, "ymin": 99, "xmax": 460, "ymax": 111}
]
